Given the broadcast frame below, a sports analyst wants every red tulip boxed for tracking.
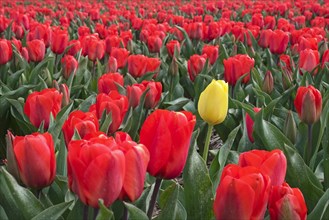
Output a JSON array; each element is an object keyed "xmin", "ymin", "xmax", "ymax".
[
  {"xmin": 128, "ymin": 55, "xmax": 148, "ymax": 78},
  {"xmin": 147, "ymin": 35, "xmax": 162, "ymax": 53},
  {"xmin": 67, "ymin": 40, "xmax": 81, "ymax": 56},
  {"xmin": 27, "ymin": 24, "xmax": 51, "ymax": 47},
  {"xmin": 166, "ymin": 40, "xmax": 180, "ymax": 58},
  {"xmin": 98, "ymin": 72, "xmax": 124, "ymax": 94},
  {"xmin": 108, "ymin": 56, "xmax": 118, "ymax": 73},
  {"xmin": 105, "ymin": 35, "xmax": 124, "ymax": 54},
  {"xmin": 127, "ymin": 83, "xmax": 145, "ymax": 108},
  {"xmin": 213, "ymin": 164, "xmax": 271, "ymax": 220},
  {"xmin": 269, "ymin": 30, "xmax": 289, "ymax": 54},
  {"xmin": 188, "ymin": 54, "xmax": 207, "ymax": 81},
  {"xmin": 88, "ymin": 39, "xmax": 105, "ymax": 62},
  {"xmin": 115, "ymin": 132, "xmax": 150, "ymax": 202},
  {"xmin": 24, "ymin": 88, "xmax": 62, "ymax": 129},
  {"xmin": 140, "ymin": 109, "xmax": 196, "ymax": 179},
  {"xmin": 95, "ymin": 91, "xmax": 128, "ymax": 134},
  {"xmin": 258, "ymin": 29, "xmax": 273, "ymax": 48},
  {"xmin": 322, "ymin": 49, "xmax": 329, "ymax": 68},
  {"xmin": 238, "ymin": 149, "xmax": 287, "ymax": 186},
  {"xmin": 145, "ymin": 57, "xmax": 161, "ymax": 74},
  {"xmin": 51, "ymin": 29, "xmax": 69, "ymax": 54},
  {"xmin": 0, "ymin": 39, "xmax": 13, "ymax": 65},
  {"xmin": 26, "ymin": 39, "xmax": 45, "ymax": 62},
  {"xmin": 224, "ymin": 54, "xmax": 255, "ymax": 85},
  {"xmin": 67, "ymin": 137, "xmax": 125, "ymax": 208},
  {"xmin": 111, "ymin": 48, "xmax": 130, "ymax": 69},
  {"xmin": 299, "ymin": 49, "xmax": 320, "ymax": 74},
  {"xmin": 298, "ymin": 37, "xmax": 318, "ymax": 51},
  {"xmin": 251, "ymin": 13, "xmax": 264, "ymax": 28},
  {"xmin": 62, "ymin": 110, "xmax": 99, "ymax": 146},
  {"xmin": 187, "ymin": 22, "xmax": 204, "ymax": 40},
  {"xmin": 264, "ymin": 16, "xmax": 276, "ymax": 29},
  {"xmin": 294, "ymin": 85, "xmax": 322, "ymax": 124},
  {"xmin": 11, "ymin": 132, "xmax": 56, "ymax": 189},
  {"xmin": 245, "ymin": 107, "xmax": 261, "ymax": 143},
  {"xmin": 61, "ymin": 55, "xmax": 78, "ymax": 80},
  {"xmin": 202, "ymin": 45, "xmax": 219, "ymax": 65},
  {"xmin": 141, "ymin": 81, "xmax": 162, "ymax": 109},
  {"xmin": 21, "ymin": 47, "xmax": 29, "ymax": 62},
  {"xmin": 269, "ymin": 183, "xmax": 307, "ymax": 220}
]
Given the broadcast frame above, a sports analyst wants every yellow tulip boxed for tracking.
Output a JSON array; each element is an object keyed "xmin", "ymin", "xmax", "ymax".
[{"xmin": 198, "ymin": 79, "xmax": 228, "ymax": 125}]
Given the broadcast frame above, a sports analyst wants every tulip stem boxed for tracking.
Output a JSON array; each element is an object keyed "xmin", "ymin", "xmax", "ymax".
[
  {"xmin": 93, "ymin": 208, "xmax": 99, "ymax": 220},
  {"xmin": 147, "ymin": 178, "xmax": 162, "ymax": 219},
  {"xmin": 203, "ymin": 123, "xmax": 213, "ymax": 163},
  {"xmin": 83, "ymin": 205, "xmax": 89, "ymax": 220},
  {"xmin": 123, "ymin": 206, "xmax": 128, "ymax": 220},
  {"xmin": 304, "ymin": 124, "xmax": 313, "ymax": 165}
]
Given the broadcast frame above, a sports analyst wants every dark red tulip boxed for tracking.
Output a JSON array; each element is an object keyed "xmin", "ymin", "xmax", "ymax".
[{"xmin": 140, "ymin": 109, "xmax": 196, "ymax": 179}]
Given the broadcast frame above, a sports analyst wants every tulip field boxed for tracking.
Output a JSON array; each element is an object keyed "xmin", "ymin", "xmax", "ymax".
[{"xmin": 1, "ymin": 0, "xmax": 329, "ymax": 219}]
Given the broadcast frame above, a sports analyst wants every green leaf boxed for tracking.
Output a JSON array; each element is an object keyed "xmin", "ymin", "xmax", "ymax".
[
  {"xmin": 96, "ymin": 200, "xmax": 114, "ymax": 220},
  {"xmin": 0, "ymin": 167, "xmax": 44, "ymax": 220},
  {"xmin": 123, "ymin": 202, "xmax": 148, "ymax": 220},
  {"xmin": 0, "ymin": 206, "xmax": 9, "ymax": 220},
  {"xmin": 183, "ymin": 131, "xmax": 214, "ymax": 220},
  {"xmin": 253, "ymin": 114, "xmax": 323, "ymax": 211},
  {"xmin": 67, "ymin": 199, "xmax": 83, "ymax": 220},
  {"xmin": 210, "ymin": 126, "xmax": 240, "ymax": 193},
  {"xmin": 100, "ymin": 112, "xmax": 112, "ymax": 134},
  {"xmin": 29, "ymin": 57, "xmax": 53, "ymax": 84},
  {"xmin": 31, "ymin": 201, "xmax": 73, "ymax": 220},
  {"xmin": 157, "ymin": 183, "xmax": 183, "ymax": 220},
  {"xmin": 308, "ymin": 189, "xmax": 329, "ymax": 220},
  {"xmin": 48, "ymin": 103, "xmax": 73, "ymax": 142}
]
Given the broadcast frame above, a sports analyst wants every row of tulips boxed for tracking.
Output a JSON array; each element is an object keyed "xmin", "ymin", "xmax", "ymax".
[{"xmin": 1, "ymin": 0, "xmax": 329, "ymax": 219}]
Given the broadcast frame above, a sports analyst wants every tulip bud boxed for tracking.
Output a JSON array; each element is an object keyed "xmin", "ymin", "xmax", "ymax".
[
  {"xmin": 198, "ymin": 80, "xmax": 228, "ymax": 125},
  {"xmin": 60, "ymin": 84, "xmax": 70, "ymax": 107},
  {"xmin": 169, "ymin": 57, "xmax": 178, "ymax": 76},
  {"xmin": 127, "ymin": 39, "xmax": 134, "ymax": 54},
  {"xmin": 245, "ymin": 107, "xmax": 261, "ymax": 143},
  {"xmin": 294, "ymin": 86, "xmax": 322, "ymax": 125},
  {"xmin": 107, "ymin": 56, "xmax": 118, "ymax": 73},
  {"xmin": 284, "ymin": 111, "xmax": 297, "ymax": 144},
  {"xmin": 262, "ymin": 70, "xmax": 274, "ymax": 94}
]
